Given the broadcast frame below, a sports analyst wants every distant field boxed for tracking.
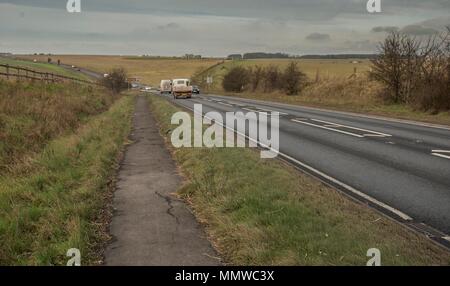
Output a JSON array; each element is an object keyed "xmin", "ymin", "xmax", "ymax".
[
  {"xmin": 17, "ymin": 56, "xmax": 370, "ymax": 87},
  {"xmin": 205, "ymin": 58, "xmax": 372, "ymax": 82},
  {"xmin": 19, "ymin": 55, "xmax": 224, "ymax": 86},
  {"xmin": 0, "ymin": 57, "xmax": 90, "ymax": 81}
]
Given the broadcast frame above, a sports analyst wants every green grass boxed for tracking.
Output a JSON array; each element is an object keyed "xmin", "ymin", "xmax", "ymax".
[
  {"xmin": 0, "ymin": 58, "xmax": 91, "ymax": 81},
  {"xmin": 0, "ymin": 80, "xmax": 116, "ymax": 171},
  {"xmin": 0, "ymin": 95, "xmax": 134, "ymax": 265},
  {"xmin": 148, "ymin": 94, "xmax": 450, "ymax": 266}
]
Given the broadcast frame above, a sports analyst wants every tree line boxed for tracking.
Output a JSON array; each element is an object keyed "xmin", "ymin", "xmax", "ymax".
[{"xmin": 222, "ymin": 62, "xmax": 307, "ymax": 95}]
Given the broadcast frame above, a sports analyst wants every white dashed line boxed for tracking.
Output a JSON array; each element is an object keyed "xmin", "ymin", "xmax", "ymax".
[
  {"xmin": 311, "ymin": 119, "xmax": 392, "ymax": 137},
  {"xmin": 292, "ymin": 119, "xmax": 365, "ymax": 138}
]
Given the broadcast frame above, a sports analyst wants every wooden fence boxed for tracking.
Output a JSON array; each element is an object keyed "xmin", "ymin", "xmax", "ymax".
[{"xmin": 0, "ymin": 64, "xmax": 99, "ymax": 85}]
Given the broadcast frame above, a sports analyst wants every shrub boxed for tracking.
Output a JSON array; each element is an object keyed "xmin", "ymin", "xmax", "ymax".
[
  {"xmin": 282, "ymin": 62, "xmax": 308, "ymax": 95},
  {"xmin": 222, "ymin": 66, "xmax": 249, "ymax": 92},
  {"xmin": 263, "ymin": 65, "xmax": 282, "ymax": 92},
  {"xmin": 101, "ymin": 68, "xmax": 129, "ymax": 94}
]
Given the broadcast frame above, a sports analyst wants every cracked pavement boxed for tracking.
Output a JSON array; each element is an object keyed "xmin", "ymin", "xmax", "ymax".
[{"xmin": 104, "ymin": 95, "xmax": 220, "ymax": 266}]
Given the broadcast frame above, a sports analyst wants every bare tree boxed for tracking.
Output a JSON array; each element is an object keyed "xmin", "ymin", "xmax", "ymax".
[{"xmin": 370, "ymin": 29, "xmax": 450, "ymax": 110}]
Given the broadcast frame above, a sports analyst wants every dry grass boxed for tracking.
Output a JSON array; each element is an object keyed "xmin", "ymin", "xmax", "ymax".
[
  {"xmin": 215, "ymin": 76, "xmax": 450, "ymax": 126},
  {"xmin": 206, "ymin": 58, "xmax": 372, "ymax": 82},
  {"xmin": 19, "ymin": 55, "xmax": 223, "ymax": 87},
  {"xmin": 202, "ymin": 59, "xmax": 450, "ymax": 126}
]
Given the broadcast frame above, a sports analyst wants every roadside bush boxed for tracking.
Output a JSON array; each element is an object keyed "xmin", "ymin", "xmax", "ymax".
[
  {"xmin": 101, "ymin": 67, "xmax": 129, "ymax": 94},
  {"xmin": 263, "ymin": 65, "xmax": 282, "ymax": 92},
  {"xmin": 248, "ymin": 65, "xmax": 264, "ymax": 91},
  {"xmin": 282, "ymin": 62, "xmax": 308, "ymax": 95},
  {"xmin": 222, "ymin": 66, "xmax": 249, "ymax": 92}
]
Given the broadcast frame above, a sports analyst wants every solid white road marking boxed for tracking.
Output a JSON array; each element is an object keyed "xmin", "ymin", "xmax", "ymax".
[
  {"xmin": 217, "ymin": 102, "xmax": 233, "ymax": 107},
  {"xmin": 243, "ymin": 107, "xmax": 259, "ymax": 112},
  {"xmin": 256, "ymin": 108, "xmax": 288, "ymax": 115},
  {"xmin": 432, "ymin": 150, "xmax": 450, "ymax": 153},
  {"xmin": 292, "ymin": 119, "xmax": 365, "ymax": 138},
  {"xmin": 443, "ymin": 236, "xmax": 450, "ymax": 242},
  {"xmin": 311, "ymin": 119, "xmax": 392, "ymax": 137},
  {"xmin": 432, "ymin": 153, "xmax": 450, "ymax": 160},
  {"xmin": 178, "ymin": 103, "xmax": 413, "ymax": 222}
]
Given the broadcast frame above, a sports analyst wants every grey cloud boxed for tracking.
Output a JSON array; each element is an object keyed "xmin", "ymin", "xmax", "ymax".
[
  {"xmin": 2, "ymin": 0, "xmax": 449, "ymax": 21},
  {"xmin": 372, "ymin": 26, "xmax": 399, "ymax": 33},
  {"xmin": 400, "ymin": 25, "xmax": 439, "ymax": 35},
  {"xmin": 157, "ymin": 22, "xmax": 181, "ymax": 30},
  {"xmin": 342, "ymin": 39, "xmax": 376, "ymax": 52},
  {"xmin": 2, "ymin": 1, "xmax": 450, "ymax": 55},
  {"xmin": 306, "ymin": 33, "xmax": 331, "ymax": 41}
]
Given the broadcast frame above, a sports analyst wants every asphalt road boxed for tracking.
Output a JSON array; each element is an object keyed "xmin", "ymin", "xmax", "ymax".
[{"xmin": 160, "ymin": 92, "xmax": 450, "ymax": 243}]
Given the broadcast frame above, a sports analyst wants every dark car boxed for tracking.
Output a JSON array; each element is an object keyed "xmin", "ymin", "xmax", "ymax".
[{"xmin": 192, "ymin": 85, "xmax": 201, "ymax": 94}]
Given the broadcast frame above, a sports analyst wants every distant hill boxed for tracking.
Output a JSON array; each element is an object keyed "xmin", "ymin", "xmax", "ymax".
[
  {"xmin": 243, "ymin": 52, "xmax": 290, "ymax": 59},
  {"xmin": 227, "ymin": 53, "xmax": 377, "ymax": 60},
  {"xmin": 298, "ymin": 54, "xmax": 377, "ymax": 59}
]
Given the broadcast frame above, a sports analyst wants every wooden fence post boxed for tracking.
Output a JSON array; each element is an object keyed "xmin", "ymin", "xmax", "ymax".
[{"xmin": 6, "ymin": 64, "xmax": 9, "ymax": 80}]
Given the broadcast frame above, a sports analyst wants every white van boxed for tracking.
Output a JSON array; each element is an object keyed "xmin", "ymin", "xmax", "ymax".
[
  {"xmin": 160, "ymin": 80, "xmax": 172, "ymax": 94},
  {"xmin": 172, "ymin": 79, "xmax": 193, "ymax": 99}
]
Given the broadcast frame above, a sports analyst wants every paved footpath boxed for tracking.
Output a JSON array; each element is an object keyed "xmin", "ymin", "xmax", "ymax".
[{"xmin": 105, "ymin": 95, "xmax": 220, "ymax": 266}]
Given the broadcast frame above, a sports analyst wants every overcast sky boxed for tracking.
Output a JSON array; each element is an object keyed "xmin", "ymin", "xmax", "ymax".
[{"xmin": 0, "ymin": 0, "xmax": 449, "ymax": 56}]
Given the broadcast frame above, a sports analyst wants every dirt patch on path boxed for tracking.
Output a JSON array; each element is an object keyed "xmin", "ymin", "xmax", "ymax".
[{"xmin": 104, "ymin": 95, "xmax": 220, "ymax": 266}]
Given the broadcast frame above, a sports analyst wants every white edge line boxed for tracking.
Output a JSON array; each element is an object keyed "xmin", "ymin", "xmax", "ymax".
[
  {"xmin": 432, "ymin": 153, "xmax": 450, "ymax": 160},
  {"xmin": 181, "ymin": 104, "xmax": 413, "ymax": 221},
  {"xmin": 292, "ymin": 119, "xmax": 365, "ymax": 138},
  {"xmin": 432, "ymin": 150, "xmax": 450, "ymax": 153}
]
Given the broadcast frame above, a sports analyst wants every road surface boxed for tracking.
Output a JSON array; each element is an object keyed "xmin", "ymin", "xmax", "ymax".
[{"xmin": 161, "ymin": 92, "xmax": 450, "ymax": 246}]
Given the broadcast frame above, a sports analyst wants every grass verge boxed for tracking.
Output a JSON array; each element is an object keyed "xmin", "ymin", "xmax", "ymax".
[
  {"xmin": 148, "ymin": 94, "xmax": 450, "ymax": 266},
  {"xmin": 0, "ymin": 80, "xmax": 116, "ymax": 171},
  {"xmin": 0, "ymin": 58, "xmax": 91, "ymax": 81},
  {"xmin": 0, "ymin": 96, "xmax": 134, "ymax": 265}
]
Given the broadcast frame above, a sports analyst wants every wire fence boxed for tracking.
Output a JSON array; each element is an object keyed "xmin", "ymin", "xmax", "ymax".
[{"xmin": 0, "ymin": 64, "xmax": 99, "ymax": 85}]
